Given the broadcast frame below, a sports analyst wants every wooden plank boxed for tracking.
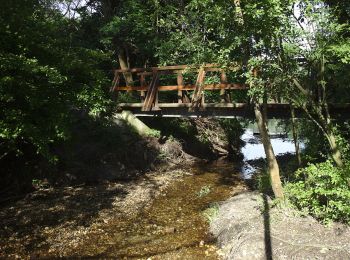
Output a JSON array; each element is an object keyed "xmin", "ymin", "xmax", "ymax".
[
  {"xmin": 190, "ymin": 67, "xmax": 206, "ymax": 111},
  {"xmin": 118, "ymin": 102, "xmax": 250, "ymax": 108},
  {"xmin": 183, "ymin": 92, "xmax": 191, "ymax": 103},
  {"xmin": 220, "ymin": 71, "xmax": 227, "ymax": 103},
  {"xmin": 142, "ymin": 72, "xmax": 160, "ymax": 111},
  {"xmin": 140, "ymin": 74, "xmax": 146, "ymax": 102},
  {"xmin": 177, "ymin": 74, "xmax": 184, "ymax": 103},
  {"xmin": 153, "ymin": 91, "xmax": 160, "ymax": 111},
  {"xmin": 115, "ymin": 64, "xmax": 218, "ymax": 73},
  {"xmin": 115, "ymin": 63, "xmax": 242, "ymax": 73},
  {"xmin": 114, "ymin": 83, "xmax": 248, "ymax": 92}
]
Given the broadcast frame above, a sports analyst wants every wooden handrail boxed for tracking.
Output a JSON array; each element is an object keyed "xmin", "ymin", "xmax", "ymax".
[
  {"xmin": 114, "ymin": 63, "xmax": 241, "ymax": 73},
  {"xmin": 113, "ymin": 84, "xmax": 247, "ymax": 92}
]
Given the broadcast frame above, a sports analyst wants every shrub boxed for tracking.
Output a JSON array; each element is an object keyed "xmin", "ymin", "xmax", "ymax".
[{"xmin": 285, "ymin": 160, "xmax": 350, "ymax": 224}]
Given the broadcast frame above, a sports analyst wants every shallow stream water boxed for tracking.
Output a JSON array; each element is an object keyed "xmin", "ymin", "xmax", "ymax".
[
  {"xmin": 76, "ymin": 127, "xmax": 298, "ymax": 258},
  {"xmin": 1, "ymin": 124, "xmax": 299, "ymax": 259},
  {"xmin": 241, "ymin": 128, "xmax": 301, "ymax": 178},
  {"xmin": 76, "ymin": 160, "xmax": 247, "ymax": 259}
]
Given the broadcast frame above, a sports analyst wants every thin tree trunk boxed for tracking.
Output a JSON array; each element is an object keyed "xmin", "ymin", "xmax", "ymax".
[
  {"xmin": 292, "ymin": 78, "xmax": 344, "ymax": 167},
  {"xmin": 118, "ymin": 49, "xmax": 134, "ymax": 86},
  {"xmin": 290, "ymin": 106, "xmax": 302, "ymax": 167},
  {"xmin": 325, "ymin": 128, "xmax": 344, "ymax": 167},
  {"xmin": 254, "ymin": 102, "xmax": 284, "ymax": 199},
  {"xmin": 315, "ymin": 105, "xmax": 343, "ymax": 167},
  {"xmin": 233, "ymin": 0, "xmax": 284, "ymax": 198},
  {"xmin": 323, "ymin": 95, "xmax": 344, "ymax": 167}
]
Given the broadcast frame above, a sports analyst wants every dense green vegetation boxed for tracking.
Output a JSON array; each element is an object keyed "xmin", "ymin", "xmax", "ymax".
[
  {"xmin": 285, "ymin": 160, "xmax": 350, "ymax": 223},
  {"xmin": 0, "ymin": 0, "xmax": 111, "ymax": 161},
  {"xmin": 1, "ymin": 0, "xmax": 349, "ymax": 222}
]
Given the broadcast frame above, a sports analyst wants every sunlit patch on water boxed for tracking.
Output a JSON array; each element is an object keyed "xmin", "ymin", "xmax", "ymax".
[{"xmin": 241, "ymin": 129, "xmax": 303, "ymax": 179}]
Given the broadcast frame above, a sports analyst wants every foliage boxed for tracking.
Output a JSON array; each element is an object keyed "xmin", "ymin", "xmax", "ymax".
[
  {"xmin": 0, "ymin": 0, "xmax": 111, "ymax": 160},
  {"xmin": 285, "ymin": 160, "xmax": 350, "ymax": 224},
  {"xmin": 202, "ymin": 202, "xmax": 220, "ymax": 223},
  {"xmin": 256, "ymin": 171, "xmax": 274, "ymax": 195},
  {"xmin": 146, "ymin": 129, "xmax": 161, "ymax": 138},
  {"xmin": 219, "ymin": 119, "xmax": 245, "ymax": 144}
]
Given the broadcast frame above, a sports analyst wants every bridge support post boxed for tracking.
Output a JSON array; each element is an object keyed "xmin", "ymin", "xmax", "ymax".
[
  {"xmin": 140, "ymin": 74, "xmax": 146, "ymax": 102},
  {"xmin": 220, "ymin": 71, "xmax": 230, "ymax": 103}
]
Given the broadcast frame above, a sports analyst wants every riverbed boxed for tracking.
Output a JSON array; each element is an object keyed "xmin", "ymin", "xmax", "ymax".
[
  {"xmin": 87, "ymin": 161, "xmax": 247, "ymax": 258},
  {"xmin": 0, "ymin": 125, "xmax": 300, "ymax": 258},
  {"xmin": 0, "ymin": 160, "xmax": 248, "ymax": 258}
]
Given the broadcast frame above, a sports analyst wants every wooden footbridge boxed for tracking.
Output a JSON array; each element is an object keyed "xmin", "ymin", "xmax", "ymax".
[{"xmin": 112, "ymin": 64, "xmax": 349, "ymax": 119}]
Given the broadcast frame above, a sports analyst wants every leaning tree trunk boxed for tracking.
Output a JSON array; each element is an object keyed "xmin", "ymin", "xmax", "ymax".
[
  {"xmin": 254, "ymin": 102, "xmax": 284, "ymax": 199},
  {"xmin": 290, "ymin": 106, "xmax": 302, "ymax": 167},
  {"xmin": 325, "ymin": 127, "xmax": 344, "ymax": 167},
  {"xmin": 292, "ymin": 77, "xmax": 344, "ymax": 167},
  {"xmin": 234, "ymin": 0, "xmax": 284, "ymax": 198}
]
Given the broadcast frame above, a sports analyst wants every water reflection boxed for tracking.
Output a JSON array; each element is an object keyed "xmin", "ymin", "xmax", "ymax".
[
  {"xmin": 242, "ymin": 129, "xmax": 297, "ymax": 161},
  {"xmin": 241, "ymin": 129, "xmax": 302, "ymax": 179}
]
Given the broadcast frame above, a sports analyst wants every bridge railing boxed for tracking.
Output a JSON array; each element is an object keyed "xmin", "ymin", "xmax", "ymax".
[{"xmin": 111, "ymin": 64, "xmax": 248, "ymax": 112}]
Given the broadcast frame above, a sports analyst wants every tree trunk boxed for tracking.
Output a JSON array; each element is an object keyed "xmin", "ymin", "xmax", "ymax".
[
  {"xmin": 118, "ymin": 49, "xmax": 134, "ymax": 86},
  {"xmin": 292, "ymin": 78, "xmax": 344, "ymax": 167},
  {"xmin": 234, "ymin": 0, "xmax": 284, "ymax": 197},
  {"xmin": 323, "ymin": 100, "xmax": 344, "ymax": 167},
  {"xmin": 290, "ymin": 106, "xmax": 302, "ymax": 167},
  {"xmin": 254, "ymin": 102, "xmax": 284, "ymax": 199},
  {"xmin": 116, "ymin": 111, "xmax": 152, "ymax": 136},
  {"xmin": 325, "ymin": 129, "xmax": 344, "ymax": 167}
]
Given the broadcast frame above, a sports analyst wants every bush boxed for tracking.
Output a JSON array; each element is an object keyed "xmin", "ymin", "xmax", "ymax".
[{"xmin": 285, "ymin": 160, "xmax": 350, "ymax": 224}]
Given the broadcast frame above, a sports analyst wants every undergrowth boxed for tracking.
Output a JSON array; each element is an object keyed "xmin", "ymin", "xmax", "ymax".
[{"xmin": 285, "ymin": 160, "xmax": 350, "ymax": 224}]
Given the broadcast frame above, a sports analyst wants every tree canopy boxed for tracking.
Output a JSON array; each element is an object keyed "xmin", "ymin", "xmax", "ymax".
[{"xmin": 1, "ymin": 0, "xmax": 349, "ymax": 221}]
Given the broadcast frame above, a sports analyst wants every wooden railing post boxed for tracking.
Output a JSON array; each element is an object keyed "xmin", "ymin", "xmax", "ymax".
[
  {"xmin": 153, "ymin": 91, "xmax": 160, "ymax": 110},
  {"xmin": 140, "ymin": 74, "xmax": 146, "ymax": 102},
  {"xmin": 220, "ymin": 71, "xmax": 228, "ymax": 103},
  {"xmin": 177, "ymin": 73, "xmax": 184, "ymax": 103}
]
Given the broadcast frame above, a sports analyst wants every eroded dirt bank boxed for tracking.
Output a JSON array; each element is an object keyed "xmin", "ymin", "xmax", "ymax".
[
  {"xmin": 0, "ymin": 160, "xmax": 247, "ymax": 259},
  {"xmin": 211, "ymin": 192, "xmax": 350, "ymax": 260}
]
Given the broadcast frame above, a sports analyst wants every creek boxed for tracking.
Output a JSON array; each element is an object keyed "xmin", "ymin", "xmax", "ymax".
[
  {"xmin": 69, "ymin": 160, "xmax": 245, "ymax": 259},
  {"xmin": 0, "ymin": 122, "xmax": 300, "ymax": 259},
  {"xmin": 84, "ymin": 125, "xmax": 299, "ymax": 258},
  {"xmin": 90, "ymin": 122, "xmax": 298, "ymax": 258},
  {"xmin": 241, "ymin": 121, "xmax": 303, "ymax": 179}
]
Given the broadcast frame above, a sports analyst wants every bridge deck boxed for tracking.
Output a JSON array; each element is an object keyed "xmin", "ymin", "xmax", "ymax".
[{"xmin": 117, "ymin": 103, "xmax": 350, "ymax": 119}]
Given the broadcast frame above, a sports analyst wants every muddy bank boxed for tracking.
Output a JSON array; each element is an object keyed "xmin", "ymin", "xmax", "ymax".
[
  {"xmin": 142, "ymin": 117, "xmax": 244, "ymax": 160},
  {"xmin": 0, "ymin": 113, "xmax": 193, "ymax": 203},
  {"xmin": 211, "ymin": 192, "xmax": 350, "ymax": 259}
]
